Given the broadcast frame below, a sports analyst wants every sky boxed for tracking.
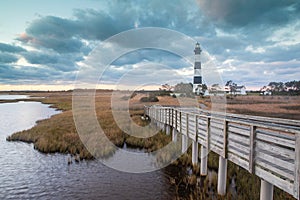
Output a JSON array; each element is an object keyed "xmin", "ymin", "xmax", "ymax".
[{"xmin": 0, "ymin": 0, "xmax": 299, "ymax": 91}]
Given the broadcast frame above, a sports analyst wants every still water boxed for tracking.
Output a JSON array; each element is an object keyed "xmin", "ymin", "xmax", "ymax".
[
  {"xmin": 0, "ymin": 95, "xmax": 29, "ymax": 100},
  {"xmin": 0, "ymin": 97, "xmax": 176, "ymax": 199}
]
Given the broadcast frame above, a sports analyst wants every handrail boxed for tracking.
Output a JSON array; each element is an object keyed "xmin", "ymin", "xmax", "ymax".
[{"xmin": 145, "ymin": 105, "xmax": 300, "ymax": 199}]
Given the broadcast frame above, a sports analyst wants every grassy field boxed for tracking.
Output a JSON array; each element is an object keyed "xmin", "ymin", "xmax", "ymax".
[
  {"xmin": 4, "ymin": 91, "xmax": 299, "ymax": 199},
  {"xmin": 6, "ymin": 91, "xmax": 176, "ymax": 159}
]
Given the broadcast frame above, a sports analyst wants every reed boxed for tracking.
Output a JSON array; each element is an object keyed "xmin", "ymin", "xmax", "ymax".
[{"xmin": 6, "ymin": 91, "xmax": 299, "ymax": 199}]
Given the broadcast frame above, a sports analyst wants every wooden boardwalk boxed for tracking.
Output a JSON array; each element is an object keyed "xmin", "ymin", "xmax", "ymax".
[{"xmin": 145, "ymin": 105, "xmax": 300, "ymax": 200}]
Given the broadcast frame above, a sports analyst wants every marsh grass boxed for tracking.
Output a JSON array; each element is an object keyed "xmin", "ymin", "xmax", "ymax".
[
  {"xmin": 6, "ymin": 91, "xmax": 299, "ymax": 199},
  {"xmin": 7, "ymin": 90, "xmax": 175, "ymax": 160},
  {"xmin": 209, "ymin": 95, "xmax": 300, "ymax": 120}
]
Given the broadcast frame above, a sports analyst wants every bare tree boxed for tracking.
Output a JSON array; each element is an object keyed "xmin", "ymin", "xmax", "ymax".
[
  {"xmin": 225, "ymin": 80, "xmax": 237, "ymax": 95},
  {"xmin": 160, "ymin": 84, "xmax": 174, "ymax": 91}
]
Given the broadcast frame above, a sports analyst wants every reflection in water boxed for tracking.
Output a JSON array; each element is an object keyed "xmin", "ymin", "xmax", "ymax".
[{"xmin": 0, "ymin": 100, "xmax": 176, "ymax": 199}]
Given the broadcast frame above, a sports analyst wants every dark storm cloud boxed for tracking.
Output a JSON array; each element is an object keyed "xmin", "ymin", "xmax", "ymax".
[
  {"xmin": 196, "ymin": 0, "xmax": 300, "ymax": 68},
  {"xmin": 197, "ymin": 0, "xmax": 299, "ymax": 27},
  {"xmin": 10, "ymin": 0, "xmax": 206, "ymax": 85},
  {"xmin": 16, "ymin": 0, "xmax": 207, "ymax": 52},
  {"xmin": 0, "ymin": 52, "xmax": 18, "ymax": 63},
  {"xmin": 17, "ymin": 34, "xmax": 85, "ymax": 54},
  {"xmin": 0, "ymin": 63, "xmax": 76, "ymax": 84},
  {"xmin": 1, "ymin": 0, "xmax": 298, "ymax": 87},
  {"xmin": 0, "ymin": 43, "xmax": 26, "ymax": 53},
  {"xmin": 21, "ymin": 51, "xmax": 81, "ymax": 72}
]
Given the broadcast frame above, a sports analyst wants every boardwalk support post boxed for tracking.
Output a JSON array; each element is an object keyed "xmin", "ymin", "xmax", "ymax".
[
  {"xmin": 260, "ymin": 179, "xmax": 273, "ymax": 200},
  {"xmin": 200, "ymin": 145, "xmax": 208, "ymax": 175},
  {"xmin": 192, "ymin": 140, "xmax": 198, "ymax": 165},
  {"xmin": 182, "ymin": 134, "xmax": 188, "ymax": 153},
  {"xmin": 217, "ymin": 156, "xmax": 227, "ymax": 195},
  {"xmin": 172, "ymin": 128, "xmax": 178, "ymax": 143},
  {"xmin": 166, "ymin": 125, "xmax": 171, "ymax": 135}
]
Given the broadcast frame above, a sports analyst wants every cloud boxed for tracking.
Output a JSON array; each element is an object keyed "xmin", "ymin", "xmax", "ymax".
[
  {"xmin": 21, "ymin": 51, "xmax": 81, "ymax": 72},
  {"xmin": 0, "ymin": 43, "xmax": 26, "ymax": 53},
  {"xmin": 16, "ymin": 0, "xmax": 207, "ymax": 52},
  {"xmin": 0, "ymin": 52, "xmax": 19, "ymax": 63},
  {"xmin": 111, "ymin": 49, "xmax": 187, "ymax": 69},
  {"xmin": 0, "ymin": 0, "xmax": 299, "ymax": 88},
  {"xmin": 100, "ymin": 62, "xmax": 189, "ymax": 89},
  {"xmin": 0, "ymin": 63, "xmax": 76, "ymax": 84},
  {"xmin": 218, "ymin": 59, "xmax": 300, "ymax": 87},
  {"xmin": 17, "ymin": 33, "xmax": 86, "ymax": 54},
  {"xmin": 197, "ymin": 0, "xmax": 299, "ymax": 27}
]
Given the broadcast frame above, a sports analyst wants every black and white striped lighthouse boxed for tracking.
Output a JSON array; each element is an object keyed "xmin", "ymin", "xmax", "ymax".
[{"xmin": 193, "ymin": 42, "xmax": 202, "ymax": 95}]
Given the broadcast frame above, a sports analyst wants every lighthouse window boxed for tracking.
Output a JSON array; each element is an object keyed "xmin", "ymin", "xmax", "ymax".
[{"xmin": 194, "ymin": 77, "xmax": 202, "ymax": 84}]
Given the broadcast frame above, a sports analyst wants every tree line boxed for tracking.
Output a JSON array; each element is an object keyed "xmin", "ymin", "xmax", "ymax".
[
  {"xmin": 159, "ymin": 80, "xmax": 300, "ymax": 96},
  {"xmin": 260, "ymin": 80, "xmax": 300, "ymax": 95}
]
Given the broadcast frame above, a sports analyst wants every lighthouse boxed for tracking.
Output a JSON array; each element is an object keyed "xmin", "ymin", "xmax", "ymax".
[{"xmin": 193, "ymin": 42, "xmax": 202, "ymax": 95}]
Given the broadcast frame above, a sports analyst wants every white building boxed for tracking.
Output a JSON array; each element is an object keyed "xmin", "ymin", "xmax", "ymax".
[{"xmin": 224, "ymin": 85, "xmax": 247, "ymax": 95}]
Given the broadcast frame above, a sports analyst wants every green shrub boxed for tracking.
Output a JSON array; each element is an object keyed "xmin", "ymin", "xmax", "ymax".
[{"xmin": 140, "ymin": 96, "xmax": 159, "ymax": 102}]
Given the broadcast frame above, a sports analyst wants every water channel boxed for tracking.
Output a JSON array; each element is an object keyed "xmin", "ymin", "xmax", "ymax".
[{"xmin": 0, "ymin": 96, "xmax": 176, "ymax": 199}]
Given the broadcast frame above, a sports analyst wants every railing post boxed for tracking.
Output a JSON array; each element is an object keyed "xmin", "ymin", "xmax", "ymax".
[
  {"xmin": 169, "ymin": 108, "xmax": 171, "ymax": 127},
  {"xmin": 295, "ymin": 133, "xmax": 300, "ymax": 200},
  {"xmin": 173, "ymin": 108, "xmax": 175, "ymax": 128},
  {"xmin": 166, "ymin": 108, "xmax": 171, "ymax": 135},
  {"xmin": 154, "ymin": 108, "xmax": 158, "ymax": 127},
  {"xmin": 151, "ymin": 108, "xmax": 155, "ymax": 128},
  {"xmin": 159, "ymin": 108, "xmax": 161, "ymax": 128},
  {"xmin": 186, "ymin": 113, "xmax": 189, "ymax": 138},
  {"xmin": 166, "ymin": 125, "xmax": 170, "ymax": 135},
  {"xmin": 249, "ymin": 125, "xmax": 257, "ymax": 173},
  {"xmin": 260, "ymin": 179, "xmax": 273, "ymax": 200},
  {"xmin": 185, "ymin": 113, "xmax": 189, "ymax": 151},
  {"xmin": 176, "ymin": 109, "xmax": 178, "ymax": 128},
  {"xmin": 222, "ymin": 120, "xmax": 228, "ymax": 158},
  {"xmin": 218, "ymin": 119, "xmax": 227, "ymax": 196},
  {"xmin": 172, "ymin": 127, "xmax": 178, "ymax": 142},
  {"xmin": 200, "ymin": 117, "xmax": 210, "ymax": 176},
  {"xmin": 179, "ymin": 111, "xmax": 182, "ymax": 134},
  {"xmin": 172, "ymin": 109, "xmax": 178, "ymax": 143},
  {"xmin": 156, "ymin": 109, "xmax": 159, "ymax": 127},
  {"xmin": 192, "ymin": 115, "xmax": 198, "ymax": 165},
  {"xmin": 162, "ymin": 109, "xmax": 166, "ymax": 131},
  {"xmin": 162, "ymin": 109, "xmax": 165, "ymax": 131},
  {"xmin": 181, "ymin": 112, "xmax": 188, "ymax": 153},
  {"xmin": 206, "ymin": 117, "xmax": 210, "ymax": 152}
]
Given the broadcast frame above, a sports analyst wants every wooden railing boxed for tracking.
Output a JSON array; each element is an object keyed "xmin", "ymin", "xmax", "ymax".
[{"xmin": 145, "ymin": 105, "xmax": 300, "ymax": 200}]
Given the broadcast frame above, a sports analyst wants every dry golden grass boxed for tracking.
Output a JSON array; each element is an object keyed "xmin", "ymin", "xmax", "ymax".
[
  {"xmin": 7, "ymin": 92, "xmax": 300, "ymax": 160},
  {"xmin": 5, "ymin": 91, "xmax": 298, "ymax": 199},
  {"xmin": 225, "ymin": 95, "xmax": 300, "ymax": 120},
  {"xmin": 7, "ymin": 90, "xmax": 173, "ymax": 159}
]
